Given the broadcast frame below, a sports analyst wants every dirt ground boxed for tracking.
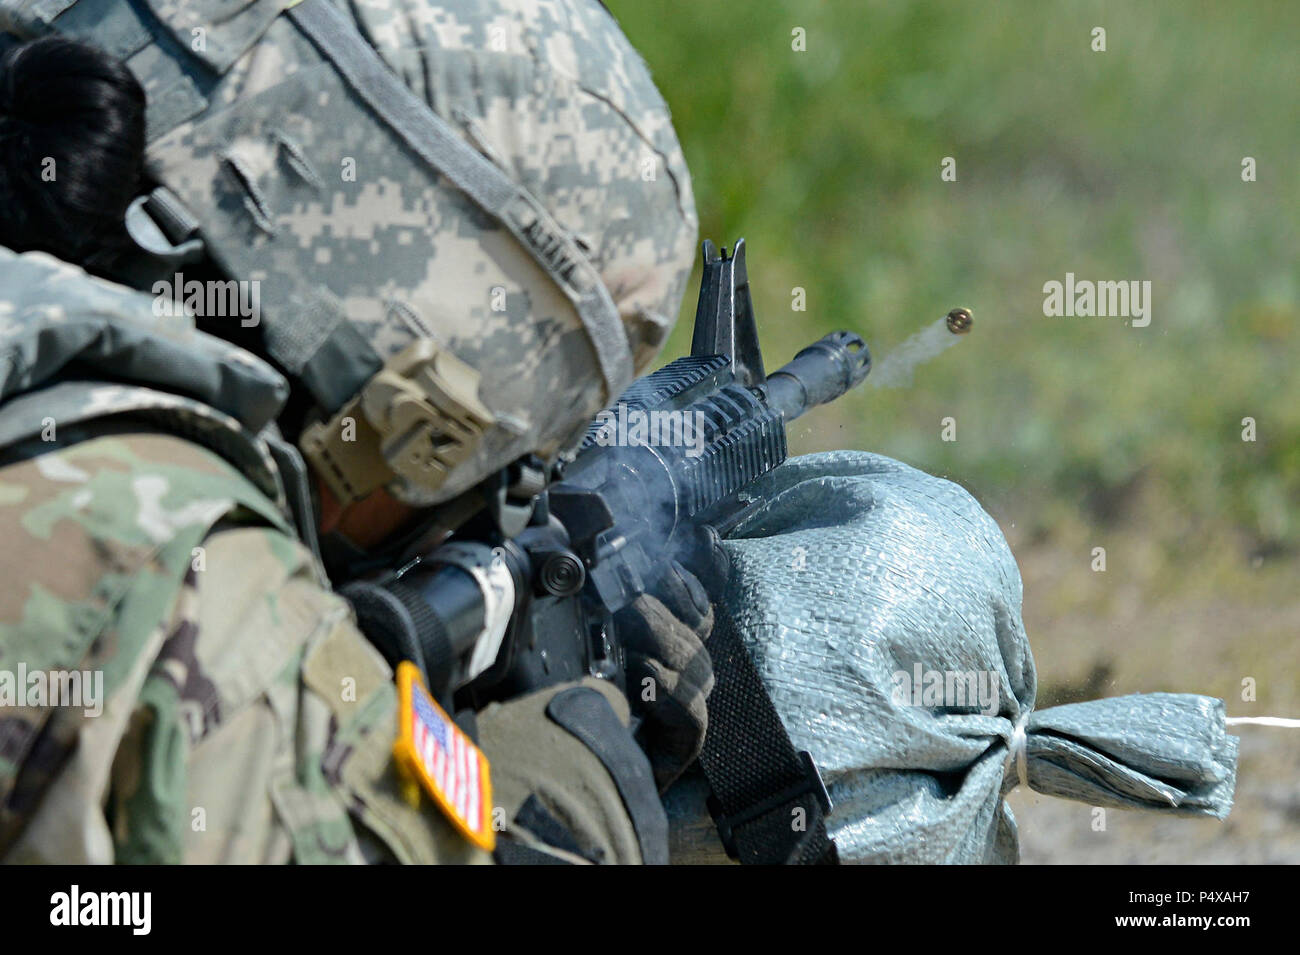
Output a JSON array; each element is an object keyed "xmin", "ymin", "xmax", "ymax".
[
  {"xmin": 1006, "ymin": 529, "xmax": 1300, "ymax": 864},
  {"xmin": 1010, "ymin": 736, "xmax": 1300, "ymax": 864}
]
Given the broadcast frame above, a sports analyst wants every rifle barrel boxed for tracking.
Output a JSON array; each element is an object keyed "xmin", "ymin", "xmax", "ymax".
[{"xmin": 762, "ymin": 331, "xmax": 872, "ymax": 422}]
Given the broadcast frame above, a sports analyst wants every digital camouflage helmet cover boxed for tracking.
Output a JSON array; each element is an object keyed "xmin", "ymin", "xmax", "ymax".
[{"xmin": 2, "ymin": 0, "xmax": 698, "ymax": 507}]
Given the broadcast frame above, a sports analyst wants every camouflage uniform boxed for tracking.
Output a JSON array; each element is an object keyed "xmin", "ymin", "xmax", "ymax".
[
  {"xmin": 0, "ymin": 246, "xmax": 654, "ymax": 863},
  {"xmin": 0, "ymin": 248, "xmax": 455, "ymax": 861},
  {"xmin": 0, "ymin": 0, "xmax": 696, "ymax": 864}
]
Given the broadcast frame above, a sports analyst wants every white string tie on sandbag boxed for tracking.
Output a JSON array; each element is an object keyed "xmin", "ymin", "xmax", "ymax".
[
  {"xmin": 1004, "ymin": 713, "xmax": 1030, "ymax": 790},
  {"xmin": 1226, "ymin": 716, "xmax": 1300, "ymax": 728}
]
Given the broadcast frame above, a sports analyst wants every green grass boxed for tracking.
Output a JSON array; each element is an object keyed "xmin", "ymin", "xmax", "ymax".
[{"xmin": 609, "ymin": 0, "xmax": 1300, "ymax": 559}]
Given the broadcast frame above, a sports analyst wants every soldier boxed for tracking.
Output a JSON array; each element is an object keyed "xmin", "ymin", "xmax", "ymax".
[{"xmin": 0, "ymin": 0, "xmax": 708, "ymax": 864}]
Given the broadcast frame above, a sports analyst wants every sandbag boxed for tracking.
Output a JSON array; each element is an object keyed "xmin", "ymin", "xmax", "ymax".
[{"xmin": 665, "ymin": 451, "xmax": 1237, "ymax": 863}]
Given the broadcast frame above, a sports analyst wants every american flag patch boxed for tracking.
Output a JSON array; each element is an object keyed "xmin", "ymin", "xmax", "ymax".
[{"xmin": 393, "ymin": 662, "xmax": 495, "ymax": 850}]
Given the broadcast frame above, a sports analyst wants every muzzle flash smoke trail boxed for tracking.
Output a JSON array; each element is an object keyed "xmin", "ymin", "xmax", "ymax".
[{"xmin": 869, "ymin": 308, "xmax": 973, "ymax": 389}]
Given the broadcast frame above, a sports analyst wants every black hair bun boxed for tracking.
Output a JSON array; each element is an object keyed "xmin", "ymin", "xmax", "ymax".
[{"xmin": 0, "ymin": 35, "xmax": 146, "ymax": 266}]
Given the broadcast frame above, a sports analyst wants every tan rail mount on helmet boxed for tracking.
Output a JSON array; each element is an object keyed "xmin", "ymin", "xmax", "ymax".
[{"xmin": 301, "ymin": 339, "xmax": 495, "ymax": 506}]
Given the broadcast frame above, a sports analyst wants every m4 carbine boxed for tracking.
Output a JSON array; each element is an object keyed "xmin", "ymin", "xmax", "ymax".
[{"xmin": 348, "ymin": 239, "xmax": 872, "ymax": 707}]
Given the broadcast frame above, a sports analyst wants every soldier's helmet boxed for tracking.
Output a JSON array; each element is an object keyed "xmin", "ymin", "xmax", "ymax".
[{"xmin": 2, "ymin": 0, "xmax": 697, "ymax": 509}]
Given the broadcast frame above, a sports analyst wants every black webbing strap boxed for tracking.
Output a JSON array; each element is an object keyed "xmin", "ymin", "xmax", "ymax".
[
  {"xmin": 698, "ymin": 604, "xmax": 839, "ymax": 865},
  {"xmin": 546, "ymin": 687, "xmax": 669, "ymax": 865},
  {"xmin": 493, "ymin": 840, "xmax": 572, "ymax": 865},
  {"xmin": 494, "ymin": 795, "xmax": 599, "ymax": 865}
]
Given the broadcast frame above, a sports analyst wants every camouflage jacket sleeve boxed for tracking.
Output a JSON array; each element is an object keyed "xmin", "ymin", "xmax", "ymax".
[
  {"xmin": 0, "ymin": 429, "xmax": 486, "ymax": 863},
  {"xmin": 0, "ymin": 427, "xmax": 663, "ymax": 863}
]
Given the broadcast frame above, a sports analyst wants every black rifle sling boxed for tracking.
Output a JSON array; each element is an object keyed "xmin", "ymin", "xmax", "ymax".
[{"xmin": 698, "ymin": 604, "xmax": 839, "ymax": 865}]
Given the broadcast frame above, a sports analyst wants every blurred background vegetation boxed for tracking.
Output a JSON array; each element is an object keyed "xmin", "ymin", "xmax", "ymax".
[{"xmin": 608, "ymin": 0, "xmax": 1299, "ymax": 862}]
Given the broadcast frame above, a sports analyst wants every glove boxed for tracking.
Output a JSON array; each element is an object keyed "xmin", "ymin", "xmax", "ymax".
[{"xmin": 616, "ymin": 530, "xmax": 729, "ymax": 792}]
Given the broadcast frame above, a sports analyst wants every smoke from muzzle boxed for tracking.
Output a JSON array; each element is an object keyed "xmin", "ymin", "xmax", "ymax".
[{"xmin": 869, "ymin": 317, "xmax": 966, "ymax": 389}]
